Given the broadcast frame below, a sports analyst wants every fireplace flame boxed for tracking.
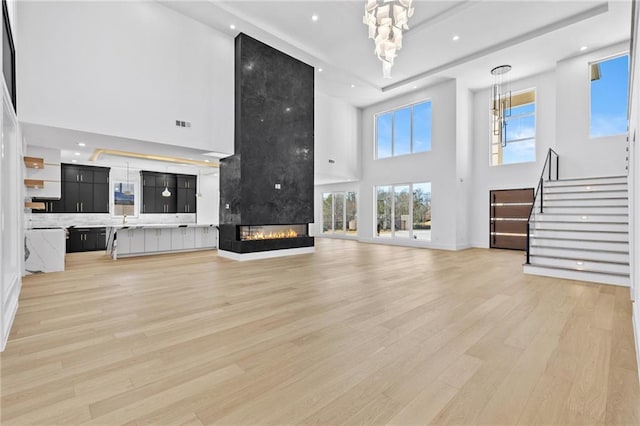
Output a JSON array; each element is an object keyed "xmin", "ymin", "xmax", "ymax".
[{"xmin": 245, "ymin": 228, "xmax": 299, "ymax": 241}]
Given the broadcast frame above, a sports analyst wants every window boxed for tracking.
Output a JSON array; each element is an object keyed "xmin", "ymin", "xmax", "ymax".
[
  {"xmin": 376, "ymin": 100, "xmax": 432, "ymax": 159},
  {"xmin": 375, "ymin": 182, "xmax": 431, "ymax": 240},
  {"xmin": 590, "ymin": 54, "xmax": 629, "ymax": 138},
  {"xmin": 491, "ymin": 89, "xmax": 536, "ymax": 166},
  {"xmin": 322, "ymin": 191, "xmax": 357, "ymax": 235}
]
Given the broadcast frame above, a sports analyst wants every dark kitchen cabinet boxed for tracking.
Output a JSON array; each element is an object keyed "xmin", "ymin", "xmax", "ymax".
[
  {"xmin": 32, "ymin": 164, "xmax": 109, "ymax": 214},
  {"xmin": 31, "ymin": 198, "xmax": 64, "ymax": 213},
  {"xmin": 63, "ymin": 164, "xmax": 109, "ymax": 213},
  {"xmin": 141, "ymin": 171, "xmax": 180, "ymax": 214},
  {"xmin": 66, "ymin": 227, "xmax": 107, "ymax": 253},
  {"xmin": 176, "ymin": 174, "xmax": 197, "ymax": 213}
]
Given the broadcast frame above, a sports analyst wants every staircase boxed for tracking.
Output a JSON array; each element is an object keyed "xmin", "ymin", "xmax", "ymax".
[{"xmin": 523, "ymin": 175, "xmax": 629, "ymax": 286}]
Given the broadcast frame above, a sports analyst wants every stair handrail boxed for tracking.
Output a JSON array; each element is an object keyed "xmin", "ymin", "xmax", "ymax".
[{"xmin": 526, "ymin": 148, "xmax": 559, "ymax": 264}]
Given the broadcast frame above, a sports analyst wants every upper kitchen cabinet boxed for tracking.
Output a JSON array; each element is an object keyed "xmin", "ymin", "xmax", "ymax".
[
  {"xmin": 176, "ymin": 174, "xmax": 197, "ymax": 214},
  {"xmin": 34, "ymin": 163, "xmax": 110, "ymax": 214}
]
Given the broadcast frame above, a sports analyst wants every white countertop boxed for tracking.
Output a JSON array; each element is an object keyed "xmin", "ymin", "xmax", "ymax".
[{"xmin": 112, "ymin": 223, "xmax": 218, "ymax": 230}]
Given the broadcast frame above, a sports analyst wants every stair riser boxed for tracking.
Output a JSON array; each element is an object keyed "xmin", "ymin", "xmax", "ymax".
[
  {"xmin": 529, "ymin": 230, "xmax": 628, "ymax": 241},
  {"xmin": 529, "ymin": 256, "xmax": 629, "ymax": 274},
  {"xmin": 523, "ymin": 265, "xmax": 629, "ymax": 286},
  {"xmin": 544, "ymin": 184, "xmax": 628, "ymax": 193},
  {"xmin": 542, "ymin": 206, "xmax": 628, "ymax": 214},
  {"xmin": 530, "ymin": 239, "xmax": 628, "ymax": 252},
  {"xmin": 544, "ymin": 191, "xmax": 628, "ymax": 200},
  {"xmin": 544, "ymin": 177, "xmax": 627, "ymax": 186},
  {"xmin": 533, "ymin": 214, "xmax": 627, "ymax": 223},
  {"xmin": 542, "ymin": 198, "xmax": 628, "ymax": 206},
  {"xmin": 531, "ymin": 222, "xmax": 628, "ymax": 232},
  {"xmin": 529, "ymin": 247, "xmax": 628, "ymax": 262}
]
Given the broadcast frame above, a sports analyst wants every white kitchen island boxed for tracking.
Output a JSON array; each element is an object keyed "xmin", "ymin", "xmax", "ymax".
[{"xmin": 107, "ymin": 224, "xmax": 217, "ymax": 259}]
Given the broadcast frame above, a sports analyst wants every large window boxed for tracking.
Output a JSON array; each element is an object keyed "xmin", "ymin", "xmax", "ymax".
[
  {"xmin": 491, "ymin": 89, "xmax": 536, "ymax": 166},
  {"xmin": 376, "ymin": 100, "xmax": 432, "ymax": 159},
  {"xmin": 590, "ymin": 54, "xmax": 629, "ymax": 138},
  {"xmin": 322, "ymin": 191, "xmax": 357, "ymax": 235},
  {"xmin": 375, "ymin": 183, "xmax": 431, "ymax": 240}
]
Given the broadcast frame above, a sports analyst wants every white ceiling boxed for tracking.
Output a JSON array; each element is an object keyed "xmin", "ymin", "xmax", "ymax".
[
  {"xmin": 161, "ymin": 0, "xmax": 631, "ymax": 107},
  {"xmin": 22, "ymin": 1, "xmax": 632, "ymax": 172}
]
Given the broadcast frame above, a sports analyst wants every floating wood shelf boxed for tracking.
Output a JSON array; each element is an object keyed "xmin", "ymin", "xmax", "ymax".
[
  {"xmin": 25, "ymin": 202, "xmax": 45, "ymax": 210},
  {"xmin": 24, "ymin": 179, "xmax": 45, "ymax": 189},
  {"xmin": 24, "ymin": 156, "xmax": 44, "ymax": 169}
]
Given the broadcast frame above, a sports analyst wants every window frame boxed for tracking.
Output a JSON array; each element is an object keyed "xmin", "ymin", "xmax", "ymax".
[
  {"xmin": 588, "ymin": 52, "xmax": 630, "ymax": 140},
  {"xmin": 373, "ymin": 182, "xmax": 431, "ymax": 241},
  {"xmin": 490, "ymin": 88, "xmax": 537, "ymax": 167},
  {"xmin": 374, "ymin": 99, "xmax": 432, "ymax": 160}
]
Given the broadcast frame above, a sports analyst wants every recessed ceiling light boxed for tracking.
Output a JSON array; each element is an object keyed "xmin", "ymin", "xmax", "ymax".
[
  {"xmin": 351, "ymin": 84, "xmax": 355, "ymax": 88},
  {"xmin": 74, "ymin": 152, "xmax": 80, "ymax": 156},
  {"xmin": 230, "ymin": 24, "xmax": 236, "ymax": 30},
  {"xmin": 413, "ymin": 85, "xmax": 417, "ymax": 89},
  {"xmin": 204, "ymin": 159, "xmax": 210, "ymax": 163},
  {"xmin": 71, "ymin": 159, "xmax": 78, "ymax": 163},
  {"xmin": 318, "ymin": 68, "xmax": 323, "ymax": 73},
  {"xmin": 311, "ymin": 14, "xmax": 319, "ymax": 21},
  {"xmin": 452, "ymin": 35, "xmax": 460, "ymax": 41},
  {"xmin": 580, "ymin": 46, "xmax": 588, "ymax": 51},
  {"xmin": 77, "ymin": 142, "xmax": 86, "ymax": 147}
]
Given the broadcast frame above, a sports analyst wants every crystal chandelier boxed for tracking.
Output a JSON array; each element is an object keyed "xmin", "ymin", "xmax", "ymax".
[
  {"xmin": 363, "ymin": 0, "xmax": 414, "ymax": 79},
  {"xmin": 491, "ymin": 65, "xmax": 512, "ymax": 147}
]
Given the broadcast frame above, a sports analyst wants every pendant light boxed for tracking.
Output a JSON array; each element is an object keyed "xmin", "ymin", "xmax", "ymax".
[{"xmin": 162, "ymin": 167, "xmax": 171, "ymax": 197}]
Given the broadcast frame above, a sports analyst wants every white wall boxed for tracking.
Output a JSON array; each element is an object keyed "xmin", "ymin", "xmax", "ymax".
[
  {"xmin": 197, "ymin": 172, "xmax": 220, "ymax": 225},
  {"xmin": 1, "ymin": 0, "xmax": 22, "ymax": 351},
  {"xmin": 17, "ymin": 1, "xmax": 234, "ymax": 154},
  {"xmin": 315, "ymin": 91, "xmax": 360, "ymax": 183},
  {"xmin": 358, "ymin": 79, "xmax": 461, "ymax": 250},
  {"xmin": 556, "ymin": 42, "xmax": 629, "ymax": 178},
  {"xmin": 470, "ymin": 71, "xmax": 557, "ymax": 248},
  {"xmin": 456, "ymin": 81, "xmax": 473, "ymax": 248},
  {"xmin": 628, "ymin": 0, "xmax": 640, "ymax": 384}
]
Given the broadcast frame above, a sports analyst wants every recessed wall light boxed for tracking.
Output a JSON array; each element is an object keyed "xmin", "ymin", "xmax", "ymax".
[
  {"xmin": 311, "ymin": 14, "xmax": 319, "ymax": 21},
  {"xmin": 77, "ymin": 142, "xmax": 86, "ymax": 147},
  {"xmin": 580, "ymin": 46, "xmax": 588, "ymax": 51},
  {"xmin": 452, "ymin": 35, "xmax": 460, "ymax": 41},
  {"xmin": 74, "ymin": 152, "xmax": 80, "ymax": 156},
  {"xmin": 230, "ymin": 24, "xmax": 236, "ymax": 30}
]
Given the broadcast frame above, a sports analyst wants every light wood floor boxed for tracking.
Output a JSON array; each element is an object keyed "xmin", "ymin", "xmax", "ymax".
[{"xmin": 2, "ymin": 239, "xmax": 639, "ymax": 425}]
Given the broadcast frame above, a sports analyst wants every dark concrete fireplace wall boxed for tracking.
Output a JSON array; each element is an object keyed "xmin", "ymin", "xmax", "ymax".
[{"xmin": 219, "ymin": 33, "xmax": 315, "ymax": 254}]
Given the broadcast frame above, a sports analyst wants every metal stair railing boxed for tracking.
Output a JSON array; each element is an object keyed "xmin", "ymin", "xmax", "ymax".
[{"xmin": 526, "ymin": 148, "xmax": 559, "ymax": 264}]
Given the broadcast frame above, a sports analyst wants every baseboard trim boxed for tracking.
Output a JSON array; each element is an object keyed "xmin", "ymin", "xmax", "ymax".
[
  {"xmin": 1, "ymin": 299, "xmax": 18, "ymax": 352},
  {"xmin": 217, "ymin": 247, "xmax": 315, "ymax": 261}
]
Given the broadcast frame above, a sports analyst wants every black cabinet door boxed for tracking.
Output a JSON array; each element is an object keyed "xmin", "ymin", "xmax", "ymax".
[
  {"xmin": 93, "ymin": 169, "xmax": 109, "ymax": 185},
  {"xmin": 64, "ymin": 182, "xmax": 80, "ymax": 213},
  {"xmin": 66, "ymin": 230, "xmax": 82, "ymax": 252},
  {"xmin": 64, "ymin": 165, "xmax": 80, "ymax": 182},
  {"xmin": 78, "ymin": 168, "xmax": 93, "ymax": 183},
  {"xmin": 177, "ymin": 187, "xmax": 196, "ymax": 213},
  {"xmin": 78, "ymin": 182, "xmax": 93, "ymax": 213},
  {"xmin": 93, "ymin": 183, "xmax": 109, "ymax": 213},
  {"xmin": 95, "ymin": 228, "xmax": 107, "ymax": 250},
  {"xmin": 142, "ymin": 185, "xmax": 157, "ymax": 213},
  {"xmin": 142, "ymin": 172, "xmax": 156, "ymax": 187}
]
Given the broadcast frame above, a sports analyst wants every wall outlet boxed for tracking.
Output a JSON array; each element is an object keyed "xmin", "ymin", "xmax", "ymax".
[{"xmin": 175, "ymin": 119, "xmax": 192, "ymax": 128}]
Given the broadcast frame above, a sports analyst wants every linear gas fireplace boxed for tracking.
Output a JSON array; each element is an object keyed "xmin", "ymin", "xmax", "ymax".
[
  {"xmin": 219, "ymin": 224, "xmax": 314, "ymax": 255},
  {"xmin": 239, "ymin": 224, "xmax": 307, "ymax": 241}
]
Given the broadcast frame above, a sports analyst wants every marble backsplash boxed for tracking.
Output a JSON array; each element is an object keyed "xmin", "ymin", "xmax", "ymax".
[{"xmin": 28, "ymin": 212, "xmax": 198, "ymax": 228}]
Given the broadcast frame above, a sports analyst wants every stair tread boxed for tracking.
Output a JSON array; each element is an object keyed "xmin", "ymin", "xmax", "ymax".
[
  {"xmin": 529, "ymin": 254, "xmax": 629, "ymax": 265},
  {"xmin": 531, "ymin": 236, "xmax": 628, "ymax": 243},
  {"xmin": 544, "ymin": 176, "xmax": 627, "ymax": 182},
  {"xmin": 529, "ymin": 228, "xmax": 628, "ymax": 234},
  {"xmin": 530, "ymin": 244, "xmax": 629, "ymax": 254},
  {"xmin": 524, "ymin": 263, "xmax": 630, "ymax": 277}
]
